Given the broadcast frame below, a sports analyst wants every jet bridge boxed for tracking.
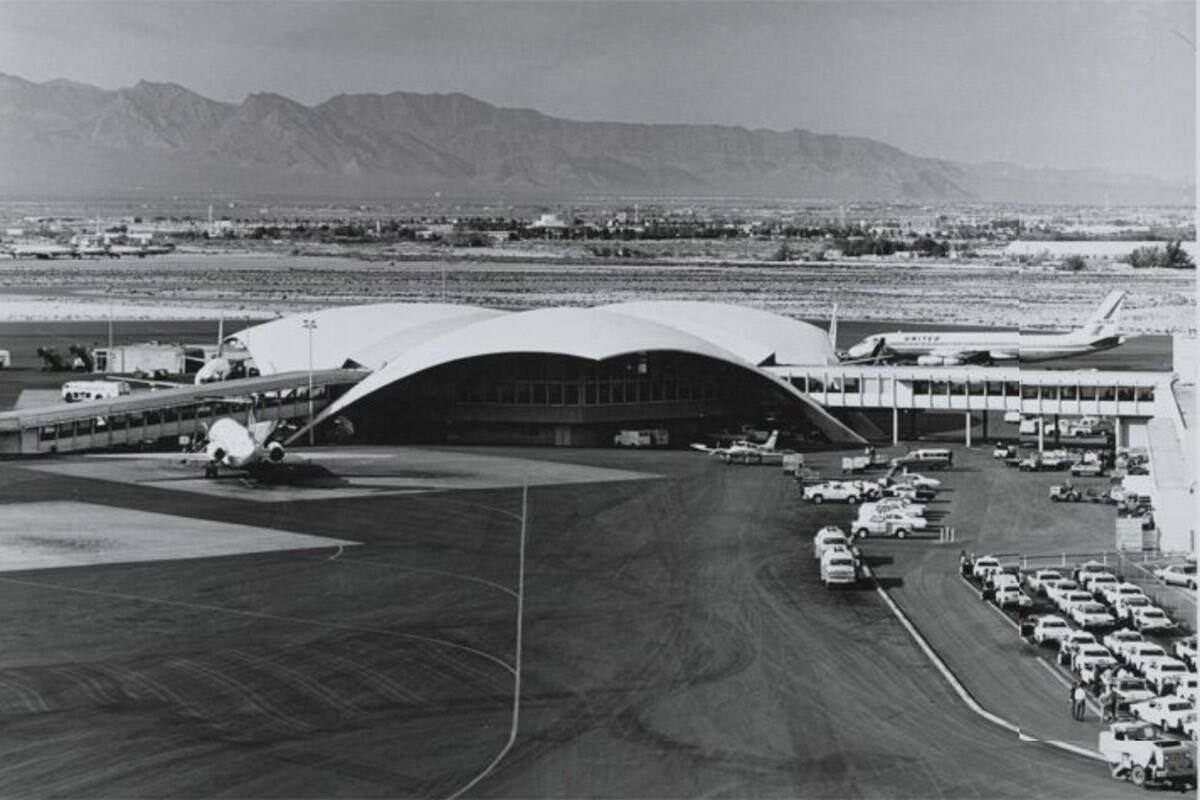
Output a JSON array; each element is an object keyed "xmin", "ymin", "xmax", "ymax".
[{"xmin": 0, "ymin": 369, "xmax": 366, "ymax": 456}]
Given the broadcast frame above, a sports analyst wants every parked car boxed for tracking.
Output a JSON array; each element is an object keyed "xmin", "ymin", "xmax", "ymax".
[
  {"xmin": 1143, "ymin": 658, "xmax": 1191, "ymax": 694},
  {"xmin": 1173, "ymin": 636, "xmax": 1197, "ymax": 668},
  {"xmin": 1130, "ymin": 697, "xmax": 1196, "ymax": 734},
  {"xmin": 1153, "ymin": 563, "xmax": 1197, "ymax": 590},
  {"xmin": 1100, "ymin": 582, "xmax": 1148, "ymax": 608},
  {"xmin": 1058, "ymin": 630, "xmax": 1099, "ymax": 665},
  {"xmin": 993, "ymin": 443, "xmax": 1016, "ymax": 459},
  {"xmin": 853, "ymin": 511, "xmax": 924, "ymax": 539},
  {"xmin": 1085, "ymin": 573, "xmax": 1120, "ymax": 597},
  {"xmin": 1125, "ymin": 642, "xmax": 1170, "ymax": 673},
  {"xmin": 972, "ymin": 556, "xmax": 1003, "ymax": 582},
  {"xmin": 1104, "ymin": 629, "xmax": 1147, "ymax": 661},
  {"xmin": 1113, "ymin": 594, "xmax": 1154, "ymax": 623},
  {"xmin": 1055, "ymin": 589, "xmax": 1094, "ymax": 615},
  {"xmin": 820, "ymin": 547, "xmax": 860, "ymax": 589},
  {"xmin": 803, "ymin": 482, "xmax": 865, "ymax": 504},
  {"xmin": 1073, "ymin": 560, "xmax": 1111, "ymax": 583},
  {"xmin": 995, "ymin": 584, "xmax": 1033, "ymax": 610},
  {"xmin": 1027, "ymin": 569, "xmax": 1064, "ymax": 594},
  {"xmin": 1071, "ymin": 601, "xmax": 1117, "ymax": 630},
  {"xmin": 1104, "ymin": 675, "xmax": 1157, "ymax": 708},
  {"xmin": 812, "ymin": 526, "xmax": 850, "ymax": 560},
  {"xmin": 1075, "ymin": 644, "xmax": 1119, "ymax": 678},
  {"xmin": 1032, "ymin": 615, "xmax": 1073, "ymax": 646},
  {"xmin": 1175, "ymin": 675, "xmax": 1198, "ymax": 704},
  {"xmin": 1070, "ymin": 461, "xmax": 1105, "ymax": 478},
  {"xmin": 1130, "ymin": 606, "xmax": 1176, "ymax": 634},
  {"xmin": 1044, "ymin": 579, "xmax": 1081, "ymax": 606}
]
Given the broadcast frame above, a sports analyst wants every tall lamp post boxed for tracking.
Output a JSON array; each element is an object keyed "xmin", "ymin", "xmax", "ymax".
[{"xmin": 302, "ymin": 318, "xmax": 317, "ymax": 445}]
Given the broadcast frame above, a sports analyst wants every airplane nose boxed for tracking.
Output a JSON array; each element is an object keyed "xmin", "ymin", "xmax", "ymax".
[{"xmin": 846, "ymin": 342, "xmax": 871, "ymax": 358}]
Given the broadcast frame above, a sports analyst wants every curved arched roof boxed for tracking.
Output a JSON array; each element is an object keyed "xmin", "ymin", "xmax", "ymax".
[{"xmin": 231, "ymin": 301, "xmax": 860, "ymax": 443}]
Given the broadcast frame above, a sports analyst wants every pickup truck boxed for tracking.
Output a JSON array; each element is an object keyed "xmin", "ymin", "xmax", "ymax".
[
  {"xmin": 1070, "ymin": 461, "xmax": 1105, "ymax": 478},
  {"xmin": 820, "ymin": 548, "xmax": 860, "ymax": 589},
  {"xmin": 1098, "ymin": 721, "xmax": 1196, "ymax": 789}
]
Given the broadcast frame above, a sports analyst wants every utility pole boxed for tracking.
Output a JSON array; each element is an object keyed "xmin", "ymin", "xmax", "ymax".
[{"xmin": 302, "ymin": 318, "xmax": 317, "ymax": 445}]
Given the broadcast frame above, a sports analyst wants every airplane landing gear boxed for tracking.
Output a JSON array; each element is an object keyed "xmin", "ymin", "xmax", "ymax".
[{"xmin": 204, "ymin": 463, "xmax": 219, "ymax": 479}]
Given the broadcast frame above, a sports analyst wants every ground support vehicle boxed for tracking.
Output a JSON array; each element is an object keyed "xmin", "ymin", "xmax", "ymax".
[
  {"xmin": 812, "ymin": 526, "xmax": 850, "ymax": 560},
  {"xmin": 1071, "ymin": 461, "xmax": 1105, "ymax": 478},
  {"xmin": 613, "ymin": 428, "xmax": 670, "ymax": 448},
  {"xmin": 1049, "ymin": 484, "xmax": 1083, "ymax": 502},
  {"xmin": 1099, "ymin": 722, "xmax": 1196, "ymax": 789},
  {"xmin": 1130, "ymin": 698, "xmax": 1196, "ymax": 735}
]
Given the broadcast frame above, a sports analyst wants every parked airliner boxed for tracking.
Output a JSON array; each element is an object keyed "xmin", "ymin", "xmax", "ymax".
[{"xmin": 844, "ymin": 291, "xmax": 1126, "ymax": 366}]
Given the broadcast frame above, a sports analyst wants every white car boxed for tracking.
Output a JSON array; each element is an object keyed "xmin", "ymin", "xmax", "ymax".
[
  {"xmin": 1113, "ymin": 594, "xmax": 1154, "ymax": 623},
  {"xmin": 892, "ymin": 471, "xmax": 941, "ymax": 489},
  {"xmin": 813, "ymin": 526, "xmax": 850, "ymax": 560},
  {"xmin": 1131, "ymin": 606, "xmax": 1176, "ymax": 634},
  {"xmin": 1173, "ymin": 636, "xmax": 1197, "ymax": 667},
  {"xmin": 1074, "ymin": 644, "xmax": 1118, "ymax": 678},
  {"xmin": 1032, "ymin": 616, "xmax": 1072, "ymax": 646},
  {"xmin": 1153, "ymin": 563, "xmax": 1197, "ymax": 590},
  {"xmin": 1125, "ymin": 642, "xmax": 1169, "ymax": 673},
  {"xmin": 1104, "ymin": 629, "xmax": 1146, "ymax": 661},
  {"xmin": 803, "ymin": 482, "xmax": 865, "ymax": 504},
  {"xmin": 1045, "ymin": 579, "xmax": 1081, "ymax": 605},
  {"xmin": 1084, "ymin": 573, "xmax": 1119, "ymax": 596},
  {"xmin": 995, "ymin": 584, "xmax": 1033, "ymax": 610},
  {"xmin": 988, "ymin": 572, "xmax": 1020, "ymax": 592},
  {"xmin": 972, "ymin": 556, "xmax": 1003, "ymax": 581},
  {"xmin": 1175, "ymin": 675, "xmax": 1198, "ymax": 704},
  {"xmin": 1027, "ymin": 569, "xmax": 1064, "ymax": 594},
  {"xmin": 1104, "ymin": 675, "xmax": 1157, "ymax": 707},
  {"xmin": 1058, "ymin": 630, "xmax": 1099, "ymax": 664},
  {"xmin": 820, "ymin": 548, "xmax": 859, "ymax": 588},
  {"xmin": 1131, "ymin": 697, "xmax": 1196, "ymax": 734},
  {"xmin": 1070, "ymin": 601, "xmax": 1117, "ymax": 630},
  {"xmin": 1101, "ymin": 582, "xmax": 1148, "ymax": 608},
  {"xmin": 1143, "ymin": 658, "xmax": 1191, "ymax": 694},
  {"xmin": 1055, "ymin": 589, "xmax": 1095, "ymax": 615},
  {"xmin": 1072, "ymin": 560, "xmax": 1110, "ymax": 583},
  {"xmin": 853, "ymin": 511, "xmax": 924, "ymax": 539}
]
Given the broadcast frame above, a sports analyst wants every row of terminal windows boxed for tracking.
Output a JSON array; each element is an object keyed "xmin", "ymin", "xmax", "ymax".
[
  {"xmin": 793, "ymin": 375, "xmax": 1154, "ymax": 403},
  {"xmin": 453, "ymin": 376, "xmax": 743, "ymax": 406}
]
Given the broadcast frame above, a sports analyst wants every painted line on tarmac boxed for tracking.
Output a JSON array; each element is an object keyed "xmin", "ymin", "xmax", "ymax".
[
  {"xmin": 867, "ymin": 565, "xmax": 1105, "ymax": 762},
  {"xmin": 957, "ymin": 574, "xmax": 1019, "ymax": 630}
]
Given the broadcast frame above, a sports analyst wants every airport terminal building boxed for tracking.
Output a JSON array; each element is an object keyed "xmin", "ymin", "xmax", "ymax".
[{"xmin": 232, "ymin": 302, "xmax": 866, "ymax": 447}]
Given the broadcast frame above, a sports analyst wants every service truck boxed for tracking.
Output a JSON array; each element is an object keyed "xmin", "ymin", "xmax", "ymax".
[
  {"xmin": 613, "ymin": 429, "xmax": 669, "ymax": 448},
  {"xmin": 62, "ymin": 380, "xmax": 131, "ymax": 402},
  {"xmin": 1098, "ymin": 721, "xmax": 1196, "ymax": 789}
]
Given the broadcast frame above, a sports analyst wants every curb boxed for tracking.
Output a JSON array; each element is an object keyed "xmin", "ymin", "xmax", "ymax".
[{"xmin": 866, "ymin": 564, "xmax": 1106, "ymax": 763}]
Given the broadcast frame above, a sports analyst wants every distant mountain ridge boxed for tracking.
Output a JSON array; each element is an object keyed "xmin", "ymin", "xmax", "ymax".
[{"xmin": 0, "ymin": 71, "xmax": 1189, "ymax": 203}]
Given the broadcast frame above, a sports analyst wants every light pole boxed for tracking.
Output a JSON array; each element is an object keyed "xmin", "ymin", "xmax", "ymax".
[{"xmin": 302, "ymin": 318, "xmax": 317, "ymax": 445}]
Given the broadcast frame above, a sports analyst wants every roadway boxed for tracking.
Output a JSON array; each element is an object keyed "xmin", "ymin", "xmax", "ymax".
[{"xmin": 0, "ymin": 446, "xmax": 1144, "ymax": 797}]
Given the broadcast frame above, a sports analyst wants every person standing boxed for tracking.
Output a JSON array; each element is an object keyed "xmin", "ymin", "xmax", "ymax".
[{"xmin": 1072, "ymin": 682, "xmax": 1088, "ymax": 721}]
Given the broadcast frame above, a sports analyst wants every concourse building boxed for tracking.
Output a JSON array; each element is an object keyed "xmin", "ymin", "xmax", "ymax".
[{"xmin": 232, "ymin": 302, "xmax": 866, "ymax": 447}]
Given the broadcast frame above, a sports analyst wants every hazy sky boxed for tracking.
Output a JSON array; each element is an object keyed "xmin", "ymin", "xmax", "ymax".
[{"xmin": 0, "ymin": 1, "xmax": 1194, "ymax": 180}]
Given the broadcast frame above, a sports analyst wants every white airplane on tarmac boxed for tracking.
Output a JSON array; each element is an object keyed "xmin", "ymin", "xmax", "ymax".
[
  {"xmin": 843, "ymin": 290, "xmax": 1126, "ymax": 366},
  {"xmin": 690, "ymin": 430, "xmax": 780, "ymax": 460}
]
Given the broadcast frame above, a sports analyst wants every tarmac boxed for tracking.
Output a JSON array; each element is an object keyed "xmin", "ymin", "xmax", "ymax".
[{"xmin": 0, "ymin": 444, "xmax": 1154, "ymax": 798}]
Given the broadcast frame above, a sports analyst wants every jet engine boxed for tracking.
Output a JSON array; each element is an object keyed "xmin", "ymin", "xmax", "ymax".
[
  {"xmin": 267, "ymin": 441, "xmax": 286, "ymax": 463},
  {"xmin": 916, "ymin": 354, "xmax": 964, "ymax": 366}
]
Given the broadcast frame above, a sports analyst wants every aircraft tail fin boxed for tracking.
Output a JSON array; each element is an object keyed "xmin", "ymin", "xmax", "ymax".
[
  {"xmin": 1081, "ymin": 290, "xmax": 1125, "ymax": 336},
  {"xmin": 829, "ymin": 303, "xmax": 838, "ymax": 351},
  {"xmin": 763, "ymin": 430, "xmax": 779, "ymax": 451}
]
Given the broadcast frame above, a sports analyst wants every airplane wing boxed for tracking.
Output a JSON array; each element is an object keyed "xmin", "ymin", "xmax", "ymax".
[{"xmin": 87, "ymin": 451, "xmax": 213, "ymax": 464}]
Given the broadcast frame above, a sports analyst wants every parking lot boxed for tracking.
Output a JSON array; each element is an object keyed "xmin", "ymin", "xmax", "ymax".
[{"xmin": 790, "ymin": 438, "xmax": 1195, "ymax": 762}]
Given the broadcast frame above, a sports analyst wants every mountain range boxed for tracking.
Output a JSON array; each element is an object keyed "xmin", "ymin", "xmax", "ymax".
[{"xmin": 0, "ymin": 71, "xmax": 1189, "ymax": 204}]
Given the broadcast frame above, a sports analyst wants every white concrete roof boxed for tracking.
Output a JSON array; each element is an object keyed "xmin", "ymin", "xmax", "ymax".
[{"xmin": 231, "ymin": 301, "xmax": 861, "ymax": 443}]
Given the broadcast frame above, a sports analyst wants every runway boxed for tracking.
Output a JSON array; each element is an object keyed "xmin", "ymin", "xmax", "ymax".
[{"xmin": 0, "ymin": 447, "xmax": 1143, "ymax": 797}]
